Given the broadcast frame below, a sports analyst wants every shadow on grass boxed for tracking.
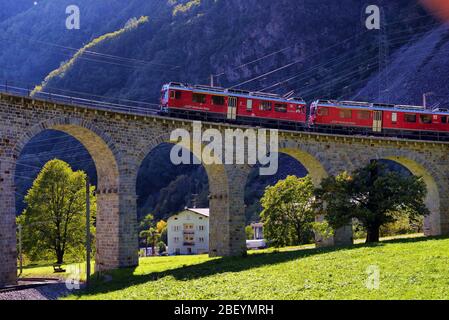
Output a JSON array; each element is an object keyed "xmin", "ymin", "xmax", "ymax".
[{"xmin": 73, "ymin": 235, "xmax": 449, "ymax": 298}]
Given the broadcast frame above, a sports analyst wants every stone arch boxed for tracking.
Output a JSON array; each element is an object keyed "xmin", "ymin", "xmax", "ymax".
[
  {"xmin": 278, "ymin": 148, "xmax": 328, "ymax": 186},
  {"xmin": 133, "ymin": 131, "xmax": 247, "ymax": 257},
  {"xmin": 373, "ymin": 152, "xmax": 442, "ymax": 236},
  {"xmin": 8, "ymin": 117, "xmax": 128, "ymax": 273}
]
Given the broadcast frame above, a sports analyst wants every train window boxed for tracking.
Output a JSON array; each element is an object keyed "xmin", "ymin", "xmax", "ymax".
[
  {"xmin": 420, "ymin": 114, "xmax": 432, "ymax": 124},
  {"xmin": 357, "ymin": 110, "xmax": 370, "ymax": 120},
  {"xmin": 317, "ymin": 107, "xmax": 329, "ymax": 116},
  {"xmin": 192, "ymin": 93, "xmax": 206, "ymax": 104},
  {"xmin": 170, "ymin": 90, "xmax": 182, "ymax": 99},
  {"xmin": 404, "ymin": 114, "xmax": 416, "ymax": 123},
  {"xmin": 246, "ymin": 99, "xmax": 253, "ymax": 112},
  {"xmin": 339, "ymin": 109, "xmax": 352, "ymax": 119},
  {"xmin": 442, "ymin": 116, "xmax": 447, "ymax": 124},
  {"xmin": 392, "ymin": 112, "xmax": 397, "ymax": 124},
  {"xmin": 275, "ymin": 104, "xmax": 287, "ymax": 113},
  {"xmin": 260, "ymin": 101, "xmax": 272, "ymax": 111},
  {"xmin": 212, "ymin": 95, "xmax": 225, "ymax": 105}
]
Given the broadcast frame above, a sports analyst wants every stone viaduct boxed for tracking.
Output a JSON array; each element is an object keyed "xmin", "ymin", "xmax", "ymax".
[{"xmin": 1, "ymin": 92, "xmax": 448, "ymax": 286}]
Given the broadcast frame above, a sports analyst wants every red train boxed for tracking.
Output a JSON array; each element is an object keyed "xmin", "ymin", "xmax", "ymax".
[
  {"xmin": 309, "ymin": 100, "xmax": 449, "ymax": 139},
  {"xmin": 160, "ymin": 82, "xmax": 449, "ymax": 140},
  {"xmin": 160, "ymin": 82, "xmax": 307, "ymax": 128}
]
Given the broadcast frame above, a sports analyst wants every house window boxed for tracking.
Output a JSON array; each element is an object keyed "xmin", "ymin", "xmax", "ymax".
[
  {"xmin": 199, "ymin": 237, "xmax": 205, "ymax": 243},
  {"xmin": 392, "ymin": 112, "xmax": 397, "ymax": 124},
  {"xmin": 339, "ymin": 109, "xmax": 352, "ymax": 119},
  {"xmin": 212, "ymin": 95, "xmax": 225, "ymax": 105},
  {"xmin": 260, "ymin": 101, "xmax": 272, "ymax": 111},
  {"xmin": 404, "ymin": 114, "xmax": 416, "ymax": 123},
  {"xmin": 173, "ymin": 226, "xmax": 180, "ymax": 232},
  {"xmin": 198, "ymin": 225, "xmax": 205, "ymax": 231},
  {"xmin": 357, "ymin": 110, "xmax": 370, "ymax": 120},
  {"xmin": 317, "ymin": 107, "xmax": 329, "ymax": 116},
  {"xmin": 274, "ymin": 103, "xmax": 287, "ymax": 113},
  {"xmin": 174, "ymin": 237, "xmax": 180, "ymax": 243},
  {"xmin": 442, "ymin": 116, "xmax": 447, "ymax": 124},
  {"xmin": 192, "ymin": 93, "xmax": 206, "ymax": 103},
  {"xmin": 246, "ymin": 99, "xmax": 253, "ymax": 112},
  {"xmin": 184, "ymin": 223, "xmax": 194, "ymax": 230},
  {"xmin": 420, "ymin": 114, "xmax": 432, "ymax": 124}
]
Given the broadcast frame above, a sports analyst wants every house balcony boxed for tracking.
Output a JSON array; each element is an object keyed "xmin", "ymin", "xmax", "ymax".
[
  {"xmin": 183, "ymin": 230, "xmax": 195, "ymax": 235},
  {"xmin": 183, "ymin": 242, "xmax": 195, "ymax": 246}
]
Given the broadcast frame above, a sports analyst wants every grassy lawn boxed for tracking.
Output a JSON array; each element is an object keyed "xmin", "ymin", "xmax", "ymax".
[
  {"xmin": 19, "ymin": 261, "xmax": 94, "ymax": 281},
  {"xmin": 50, "ymin": 235, "xmax": 449, "ymax": 300}
]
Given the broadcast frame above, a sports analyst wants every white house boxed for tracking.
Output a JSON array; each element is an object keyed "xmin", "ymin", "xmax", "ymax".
[{"xmin": 167, "ymin": 208, "xmax": 209, "ymax": 255}]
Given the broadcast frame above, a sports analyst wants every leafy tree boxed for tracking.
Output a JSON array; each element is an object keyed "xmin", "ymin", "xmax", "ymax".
[
  {"xmin": 140, "ymin": 213, "xmax": 155, "ymax": 232},
  {"xmin": 260, "ymin": 176, "xmax": 316, "ymax": 247},
  {"xmin": 139, "ymin": 215, "xmax": 167, "ymax": 255},
  {"xmin": 157, "ymin": 220, "xmax": 168, "ymax": 244},
  {"xmin": 245, "ymin": 225, "xmax": 254, "ymax": 240},
  {"xmin": 157, "ymin": 241, "xmax": 167, "ymax": 254},
  {"xmin": 17, "ymin": 159, "xmax": 96, "ymax": 264},
  {"xmin": 315, "ymin": 161, "xmax": 429, "ymax": 243}
]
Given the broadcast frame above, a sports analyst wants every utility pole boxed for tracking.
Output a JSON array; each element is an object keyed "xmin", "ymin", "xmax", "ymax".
[
  {"xmin": 85, "ymin": 178, "xmax": 91, "ymax": 287},
  {"xmin": 18, "ymin": 225, "xmax": 23, "ymax": 277}
]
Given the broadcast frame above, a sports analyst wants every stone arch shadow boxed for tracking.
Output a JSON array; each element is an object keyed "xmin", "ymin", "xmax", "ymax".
[
  {"xmin": 133, "ymin": 131, "xmax": 247, "ymax": 257},
  {"xmin": 372, "ymin": 152, "xmax": 442, "ymax": 236},
  {"xmin": 9, "ymin": 117, "xmax": 127, "ymax": 272}
]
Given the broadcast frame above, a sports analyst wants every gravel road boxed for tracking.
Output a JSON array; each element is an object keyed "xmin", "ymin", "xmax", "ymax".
[{"xmin": 0, "ymin": 283, "xmax": 71, "ymax": 300}]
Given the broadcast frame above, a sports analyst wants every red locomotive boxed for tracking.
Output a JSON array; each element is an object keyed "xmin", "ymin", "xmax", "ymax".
[
  {"xmin": 160, "ymin": 82, "xmax": 449, "ymax": 140},
  {"xmin": 160, "ymin": 82, "xmax": 307, "ymax": 128},
  {"xmin": 309, "ymin": 100, "xmax": 449, "ymax": 139}
]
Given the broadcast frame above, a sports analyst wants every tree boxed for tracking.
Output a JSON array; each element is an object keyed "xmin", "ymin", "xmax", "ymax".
[
  {"xmin": 260, "ymin": 176, "xmax": 316, "ymax": 247},
  {"xmin": 156, "ymin": 220, "xmax": 168, "ymax": 244},
  {"xmin": 315, "ymin": 161, "xmax": 429, "ymax": 243},
  {"xmin": 245, "ymin": 225, "xmax": 254, "ymax": 240},
  {"xmin": 139, "ymin": 215, "xmax": 167, "ymax": 256},
  {"xmin": 17, "ymin": 159, "xmax": 96, "ymax": 264}
]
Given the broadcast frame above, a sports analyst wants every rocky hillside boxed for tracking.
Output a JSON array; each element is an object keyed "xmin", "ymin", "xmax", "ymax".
[
  {"xmin": 1, "ymin": 0, "xmax": 436, "ymax": 102},
  {"xmin": 356, "ymin": 24, "xmax": 449, "ymax": 107}
]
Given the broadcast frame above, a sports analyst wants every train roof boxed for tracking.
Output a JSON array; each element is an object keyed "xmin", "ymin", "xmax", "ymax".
[
  {"xmin": 313, "ymin": 99, "xmax": 449, "ymax": 115},
  {"xmin": 163, "ymin": 82, "xmax": 306, "ymax": 104}
]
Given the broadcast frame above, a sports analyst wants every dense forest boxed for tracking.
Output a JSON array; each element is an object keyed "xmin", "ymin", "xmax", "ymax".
[{"xmin": 4, "ymin": 0, "xmax": 447, "ymax": 223}]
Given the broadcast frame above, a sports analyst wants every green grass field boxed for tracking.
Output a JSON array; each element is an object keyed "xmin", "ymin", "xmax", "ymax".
[{"xmin": 35, "ymin": 235, "xmax": 446, "ymax": 300}]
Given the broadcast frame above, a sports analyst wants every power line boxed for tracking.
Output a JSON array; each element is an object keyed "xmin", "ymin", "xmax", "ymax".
[{"xmin": 0, "ymin": 33, "xmax": 181, "ymax": 70}]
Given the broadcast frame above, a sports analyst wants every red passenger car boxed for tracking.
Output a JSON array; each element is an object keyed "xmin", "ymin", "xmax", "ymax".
[
  {"xmin": 309, "ymin": 99, "xmax": 449, "ymax": 138},
  {"xmin": 160, "ymin": 82, "xmax": 307, "ymax": 127}
]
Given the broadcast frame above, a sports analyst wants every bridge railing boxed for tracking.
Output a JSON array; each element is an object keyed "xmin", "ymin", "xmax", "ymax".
[{"xmin": 0, "ymin": 79, "xmax": 161, "ymax": 117}]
